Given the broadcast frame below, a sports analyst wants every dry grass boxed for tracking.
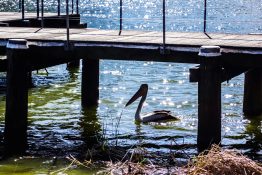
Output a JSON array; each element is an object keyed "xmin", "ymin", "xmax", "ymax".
[
  {"xmin": 186, "ymin": 145, "xmax": 262, "ymax": 175},
  {"xmin": 98, "ymin": 145, "xmax": 262, "ymax": 175}
]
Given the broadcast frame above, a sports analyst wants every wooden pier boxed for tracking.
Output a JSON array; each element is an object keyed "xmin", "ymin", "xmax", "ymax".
[
  {"xmin": 0, "ymin": 24, "xmax": 261, "ymax": 155},
  {"xmin": 0, "ymin": 12, "xmax": 86, "ymax": 28}
]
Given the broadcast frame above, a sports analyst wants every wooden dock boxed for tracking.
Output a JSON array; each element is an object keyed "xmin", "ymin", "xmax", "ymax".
[
  {"xmin": 0, "ymin": 12, "xmax": 56, "ymax": 22},
  {"xmin": 0, "ymin": 25, "xmax": 261, "ymax": 155},
  {"xmin": 0, "ymin": 12, "xmax": 86, "ymax": 28},
  {"xmin": 0, "ymin": 27, "xmax": 261, "ymax": 70},
  {"xmin": 0, "ymin": 27, "xmax": 261, "ymax": 48}
]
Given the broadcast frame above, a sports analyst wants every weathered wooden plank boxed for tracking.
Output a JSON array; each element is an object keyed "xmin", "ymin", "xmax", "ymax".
[{"xmin": 0, "ymin": 27, "xmax": 261, "ymax": 49}]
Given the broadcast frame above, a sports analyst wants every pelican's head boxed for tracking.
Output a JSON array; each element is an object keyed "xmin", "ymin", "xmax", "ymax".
[{"xmin": 125, "ymin": 84, "xmax": 148, "ymax": 107}]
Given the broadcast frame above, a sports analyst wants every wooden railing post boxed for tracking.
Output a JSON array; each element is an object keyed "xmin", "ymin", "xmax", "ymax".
[
  {"xmin": 58, "ymin": 0, "xmax": 61, "ymax": 16},
  {"xmin": 81, "ymin": 58, "xmax": 99, "ymax": 107},
  {"xmin": 197, "ymin": 46, "xmax": 222, "ymax": 152},
  {"xmin": 37, "ymin": 0, "xmax": 39, "ymax": 18},
  {"xmin": 5, "ymin": 39, "xmax": 29, "ymax": 156},
  {"xmin": 22, "ymin": 0, "xmax": 25, "ymax": 20}
]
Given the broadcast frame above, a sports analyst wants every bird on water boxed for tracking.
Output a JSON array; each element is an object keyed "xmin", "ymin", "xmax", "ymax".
[{"xmin": 125, "ymin": 84, "xmax": 179, "ymax": 123}]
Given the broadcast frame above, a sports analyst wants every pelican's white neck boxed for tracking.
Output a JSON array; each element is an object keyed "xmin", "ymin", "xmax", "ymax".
[{"xmin": 135, "ymin": 91, "xmax": 147, "ymax": 121}]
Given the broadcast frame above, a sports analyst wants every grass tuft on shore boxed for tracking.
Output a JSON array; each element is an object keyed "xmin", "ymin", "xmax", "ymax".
[
  {"xmin": 186, "ymin": 144, "xmax": 262, "ymax": 175},
  {"xmin": 97, "ymin": 144, "xmax": 262, "ymax": 175}
]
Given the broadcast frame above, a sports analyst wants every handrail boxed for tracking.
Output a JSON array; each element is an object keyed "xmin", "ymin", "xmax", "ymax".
[
  {"xmin": 19, "ymin": 0, "xmax": 21, "ymax": 12},
  {"xmin": 119, "ymin": 0, "xmax": 123, "ymax": 35},
  {"xmin": 76, "ymin": 0, "xmax": 79, "ymax": 14},
  {"xmin": 204, "ymin": 0, "xmax": 207, "ymax": 33},
  {"xmin": 41, "ymin": 0, "xmax": 44, "ymax": 28},
  {"xmin": 58, "ymin": 0, "xmax": 61, "ymax": 16},
  {"xmin": 22, "ymin": 0, "xmax": 25, "ymax": 20},
  {"xmin": 66, "ymin": 0, "xmax": 70, "ymax": 49},
  {"xmin": 37, "ymin": 0, "xmax": 39, "ymax": 18},
  {"xmin": 71, "ymin": 0, "xmax": 74, "ymax": 14},
  {"xmin": 18, "ymin": 0, "xmax": 79, "ymax": 20},
  {"xmin": 162, "ymin": 0, "xmax": 166, "ymax": 53},
  {"xmin": 118, "ymin": 0, "xmax": 167, "ymax": 53}
]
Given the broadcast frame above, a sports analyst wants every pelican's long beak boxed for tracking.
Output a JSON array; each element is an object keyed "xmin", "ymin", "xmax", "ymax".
[
  {"xmin": 125, "ymin": 88, "xmax": 143, "ymax": 107},
  {"xmin": 125, "ymin": 84, "xmax": 148, "ymax": 107}
]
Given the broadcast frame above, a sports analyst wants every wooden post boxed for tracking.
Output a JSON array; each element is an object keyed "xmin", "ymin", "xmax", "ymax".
[
  {"xmin": 67, "ymin": 60, "xmax": 80, "ymax": 68},
  {"xmin": 27, "ymin": 71, "xmax": 34, "ymax": 87},
  {"xmin": 81, "ymin": 58, "xmax": 99, "ymax": 107},
  {"xmin": 22, "ymin": 0, "xmax": 25, "ymax": 20},
  {"xmin": 58, "ymin": 0, "xmax": 61, "ymax": 16},
  {"xmin": 76, "ymin": 0, "xmax": 79, "ymax": 14},
  {"xmin": 5, "ymin": 39, "xmax": 29, "ymax": 155},
  {"xmin": 243, "ymin": 68, "xmax": 262, "ymax": 117},
  {"xmin": 197, "ymin": 46, "xmax": 222, "ymax": 152},
  {"xmin": 37, "ymin": 0, "xmax": 39, "ymax": 18}
]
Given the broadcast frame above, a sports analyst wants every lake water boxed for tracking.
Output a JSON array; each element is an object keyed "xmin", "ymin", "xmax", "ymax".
[{"xmin": 0, "ymin": 0, "xmax": 262, "ymax": 174}]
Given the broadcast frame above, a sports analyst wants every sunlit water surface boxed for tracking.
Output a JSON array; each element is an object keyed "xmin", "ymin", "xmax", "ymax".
[{"xmin": 0, "ymin": 0, "xmax": 262, "ymax": 174}]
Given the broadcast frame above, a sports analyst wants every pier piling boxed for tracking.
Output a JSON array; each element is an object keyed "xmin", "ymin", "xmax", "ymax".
[
  {"xmin": 4, "ymin": 39, "xmax": 29, "ymax": 155},
  {"xmin": 67, "ymin": 60, "xmax": 80, "ymax": 68},
  {"xmin": 243, "ymin": 68, "xmax": 262, "ymax": 117},
  {"xmin": 81, "ymin": 58, "xmax": 99, "ymax": 107},
  {"xmin": 197, "ymin": 46, "xmax": 222, "ymax": 152}
]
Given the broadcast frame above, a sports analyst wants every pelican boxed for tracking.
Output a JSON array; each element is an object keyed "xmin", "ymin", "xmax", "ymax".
[{"xmin": 125, "ymin": 84, "xmax": 179, "ymax": 123}]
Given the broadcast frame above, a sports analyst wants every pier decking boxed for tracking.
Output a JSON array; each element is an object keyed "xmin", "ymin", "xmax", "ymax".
[
  {"xmin": 0, "ymin": 25, "xmax": 261, "ymax": 155},
  {"xmin": 0, "ymin": 27, "xmax": 261, "ymax": 66},
  {"xmin": 0, "ymin": 27, "xmax": 261, "ymax": 48}
]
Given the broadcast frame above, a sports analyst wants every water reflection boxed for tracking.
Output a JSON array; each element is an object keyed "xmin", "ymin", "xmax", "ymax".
[
  {"xmin": 67, "ymin": 64, "xmax": 79, "ymax": 82},
  {"xmin": 244, "ymin": 115, "xmax": 262, "ymax": 160},
  {"xmin": 79, "ymin": 107, "xmax": 102, "ymax": 148}
]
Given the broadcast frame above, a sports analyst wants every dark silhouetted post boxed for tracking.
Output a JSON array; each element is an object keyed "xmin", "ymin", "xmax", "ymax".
[
  {"xmin": 82, "ymin": 58, "xmax": 99, "ymax": 107},
  {"xmin": 119, "ymin": 0, "xmax": 122, "ymax": 35},
  {"xmin": 41, "ymin": 0, "xmax": 44, "ymax": 27},
  {"xmin": 162, "ymin": 0, "xmax": 166, "ymax": 53},
  {"xmin": 37, "ymin": 0, "xmax": 39, "ymax": 18},
  {"xmin": 71, "ymin": 0, "xmax": 74, "ymax": 14},
  {"xmin": 204, "ymin": 0, "xmax": 207, "ymax": 33},
  {"xmin": 22, "ymin": 0, "xmax": 25, "ymax": 20},
  {"xmin": 66, "ymin": 0, "xmax": 70, "ymax": 48},
  {"xmin": 58, "ymin": 0, "xmax": 61, "ymax": 16},
  {"xmin": 243, "ymin": 68, "xmax": 262, "ymax": 117},
  {"xmin": 197, "ymin": 46, "xmax": 222, "ymax": 152},
  {"xmin": 67, "ymin": 60, "xmax": 80, "ymax": 68},
  {"xmin": 5, "ymin": 39, "xmax": 29, "ymax": 156},
  {"xmin": 76, "ymin": 0, "xmax": 79, "ymax": 14}
]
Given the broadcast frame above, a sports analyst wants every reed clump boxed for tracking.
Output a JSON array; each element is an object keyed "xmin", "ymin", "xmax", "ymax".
[
  {"xmin": 186, "ymin": 145, "xmax": 262, "ymax": 175},
  {"xmin": 99, "ymin": 145, "xmax": 262, "ymax": 175}
]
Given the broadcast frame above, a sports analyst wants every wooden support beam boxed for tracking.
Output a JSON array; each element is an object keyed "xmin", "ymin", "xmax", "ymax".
[
  {"xmin": 66, "ymin": 50, "xmax": 80, "ymax": 68},
  {"xmin": 67, "ymin": 60, "xmax": 80, "ymax": 68},
  {"xmin": 4, "ymin": 39, "xmax": 29, "ymax": 156},
  {"xmin": 27, "ymin": 71, "xmax": 34, "ymax": 87},
  {"xmin": 189, "ymin": 66, "xmax": 200, "ymax": 82},
  {"xmin": 197, "ymin": 46, "xmax": 222, "ymax": 152},
  {"xmin": 243, "ymin": 68, "xmax": 262, "ymax": 117},
  {"xmin": 190, "ymin": 66, "xmax": 247, "ymax": 83},
  {"xmin": 81, "ymin": 58, "xmax": 99, "ymax": 107}
]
